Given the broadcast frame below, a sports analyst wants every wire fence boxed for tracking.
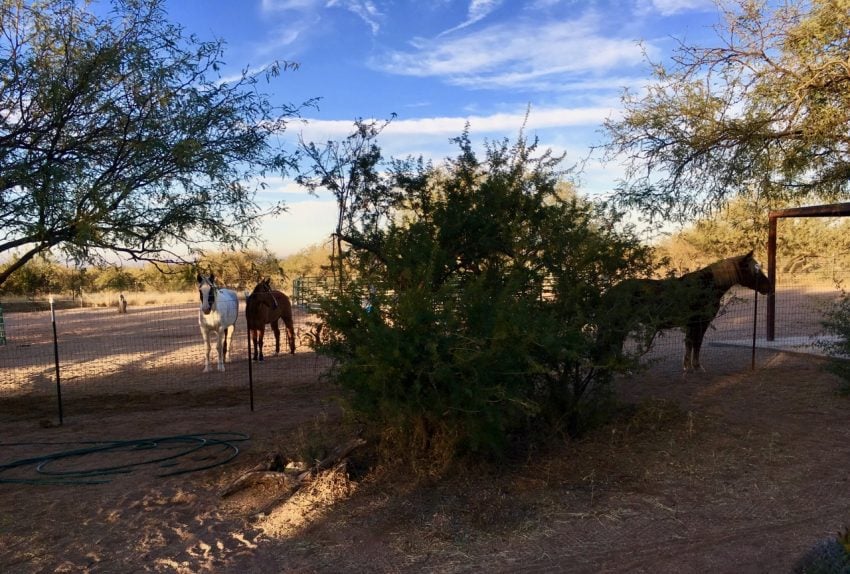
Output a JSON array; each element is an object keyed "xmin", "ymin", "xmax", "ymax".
[
  {"xmin": 627, "ymin": 268, "xmax": 849, "ymax": 376},
  {"xmin": 0, "ymin": 295, "xmax": 329, "ymax": 420},
  {"xmin": 0, "ymin": 269, "xmax": 847, "ymax": 421}
]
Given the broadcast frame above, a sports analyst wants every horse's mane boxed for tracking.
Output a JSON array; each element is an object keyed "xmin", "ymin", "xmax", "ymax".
[{"xmin": 706, "ymin": 254, "xmax": 746, "ymax": 289}]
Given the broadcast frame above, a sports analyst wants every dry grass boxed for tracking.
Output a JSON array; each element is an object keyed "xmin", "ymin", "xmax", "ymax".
[
  {"xmin": 1, "ymin": 291, "xmax": 196, "ymax": 312},
  {"xmin": 2, "ymin": 350, "xmax": 850, "ymax": 572}
]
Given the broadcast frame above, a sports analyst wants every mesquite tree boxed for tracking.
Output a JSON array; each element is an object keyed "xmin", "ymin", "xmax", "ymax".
[
  {"xmin": 299, "ymin": 123, "xmax": 653, "ymax": 473},
  {"xmin": 604, "ymin": 0, "xmax": 850, "ymax": 222},
  {"xmin": 0, "ymin": 0, "xmax": 311, "ymax": 287}
]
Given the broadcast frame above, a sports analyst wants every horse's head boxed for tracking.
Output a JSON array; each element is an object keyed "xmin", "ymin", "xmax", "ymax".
[
  {"xmin": 198, "ymin": 273, "xmax": 217, "ymax": 315},
  {"xmin": 250, "ymin": 277, "xmax": 278, "ymax": 309},
  {"xmin": 737, "ymin": 251, "xmax": 772, "ymax": 295},
  {"xmin": 251, "ymin": 277, "xmax": 272, "ymax": 295}
]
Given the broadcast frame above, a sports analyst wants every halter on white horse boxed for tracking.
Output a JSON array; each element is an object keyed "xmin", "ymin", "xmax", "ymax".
[{"xmin": 198, "ymin": 274, "xmax": 239, "ymax": 372}]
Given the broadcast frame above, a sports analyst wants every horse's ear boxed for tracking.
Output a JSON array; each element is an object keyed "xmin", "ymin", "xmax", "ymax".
[
  {"xmin": 744, "ymin": 250, "xmax": 754, "ymax": 259},
  {"xmin": 209, "ymin": 273, "xmax": 216, "ymax": 284}
]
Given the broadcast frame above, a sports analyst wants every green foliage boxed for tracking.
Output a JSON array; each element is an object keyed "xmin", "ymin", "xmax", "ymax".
[
  {"xmin": 0, "ymin": 248, "xmax": 293, "ymax": 297},
  {"xmin": 196, "ymin": 249, "xmax": 285, "ymax": 291},
  {"xmin": 819, "ymin": 293, "xmax": 850, "ymax": 394},
  {"xmin": 279, "ymin": 242, "xmax": 335, "ymax": 283},
  {"xmin": 307, "ymin": 125, "xmax": 653, "ymax": 474},
  {"xmin": 0, "ymin": 0, "xmax": 312, "ymax": 289},
  {"xmin": 657, "ymin": 194, "xmax": 850, "ymax": 275},
  {"xmin": 0, "ymin": 254, "xmax": 65, "ymax": 296},
  {"xmin": 793, "ymin": 529, "xmax": 850, "ymax": 573},
  {"xmin": 605, "ymin": 0, "xmax": 850, "ymax": 224}
]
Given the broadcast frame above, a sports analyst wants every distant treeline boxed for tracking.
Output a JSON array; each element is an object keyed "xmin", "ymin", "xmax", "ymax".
[
  {"xmin": 656, "ymin": 196, "xmax": 850, "ymax": 276},
  {"xmin": 5, "ymin": 198, "xmax": 850, "ymax": 298},
  {"xmin": 0, "ymin": 243, "xmax": 334, "ymax": 298}
]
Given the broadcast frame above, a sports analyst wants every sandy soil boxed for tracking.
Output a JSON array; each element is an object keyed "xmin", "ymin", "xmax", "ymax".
[
  {"xmin": 1, "ymin": 345, "xmax": 849, "ymax": 573},
  {"xmin": 1, "ymin": 289, "xmax": 849, "ymax": 573}
]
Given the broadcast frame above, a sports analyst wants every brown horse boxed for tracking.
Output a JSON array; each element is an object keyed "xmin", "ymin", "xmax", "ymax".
[
  {"xmin": 596, "ymin": 251, "xmax": 772, "ymax": 372},
  {"xmin": 246, "ymin": 278, "xmax": 296, "ymax": 361}
]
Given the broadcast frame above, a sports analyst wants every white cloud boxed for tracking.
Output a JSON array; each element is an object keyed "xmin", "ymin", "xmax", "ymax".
[
  {"xmin": 262, "ymin": 0, "xmax": 383, "ymax": 35},
  {"xmin": 253, "ymin": 176, "xmax": 314, "ymax": 196},
  {"xmin": 643, "ymin": 0, "xmax": 715, "ymax": 16},
  {"xmin": 326, "ymin": 0, "xmax": 383, "ymax": 34},
  {"xmin": 373, "ymin": 12, "xmax": 650, "ymax": 90},
  {"xmin": 438, "ymin": 0, "xmax": 503, "ymax": 36},
  {"xmin": 260, "ymin": 0, "xmax": 323, "ymax": 12},
  {"xmin": 293, "ymin": 106, "xmax": 614, "ymax": 143}
]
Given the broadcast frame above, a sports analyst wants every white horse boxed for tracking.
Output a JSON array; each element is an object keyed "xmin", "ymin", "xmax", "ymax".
[{"xmin": 197, "ymin": 274, "xmax": 239, "ymax": 372}]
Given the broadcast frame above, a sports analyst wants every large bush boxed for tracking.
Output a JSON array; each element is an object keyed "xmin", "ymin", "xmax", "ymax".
[{"xmin": 304, "ymin": 127, "xmax": 652, "ymax": 473}]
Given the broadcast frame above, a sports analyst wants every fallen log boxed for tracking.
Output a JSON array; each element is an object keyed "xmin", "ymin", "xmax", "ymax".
[
  {"xmin": 296, "ymin": 437, "xmax": 366, "ymax": 483},
  {"xmin": 251, "ymin": 438, "xmax": 367, "ymax": 516},
  {"xmin": 221, "ymin": 452, "xmax": 286, "ymax": 498},
  {"xmin": 220, "ymin": 438, "xmax": 366, "ymax": 505}
]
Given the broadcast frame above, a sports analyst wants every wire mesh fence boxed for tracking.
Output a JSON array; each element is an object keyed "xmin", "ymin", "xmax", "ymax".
[
  {"xmin": 0, "ymin": 296, "xmax": 329, "ymax": 419},
  {"xmin": 633, "ymin": 268, "xmax": 849, "ymax": 375},
  {"xmin": 0, "ymin": 269, "xmax": 847, "ymax": 419}
]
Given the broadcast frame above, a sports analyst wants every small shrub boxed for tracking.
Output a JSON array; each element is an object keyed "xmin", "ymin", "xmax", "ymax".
[
  {"xmin": 793, "ymin": 529, "xmax": 850, "ymax": 573},
  {"xmin": 818, "ymin": 293, "xmax": 850, "ymax": 394}
]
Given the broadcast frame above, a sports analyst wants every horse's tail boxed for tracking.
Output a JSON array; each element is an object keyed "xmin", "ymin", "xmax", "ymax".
[
  {"xmin": 283, "ymin": 313, "xmax": 296, "ymax": 354},
  {"xmin": 273, "ymin": 291, "xmax": 296, "ymax": 354}
]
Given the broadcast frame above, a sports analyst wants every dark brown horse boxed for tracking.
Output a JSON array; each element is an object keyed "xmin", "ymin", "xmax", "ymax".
[
  {"xmin": 246, "ymin": 278, "xmax": 296, "ymax": 361},
  {"xmin": 596, "ymin": 251, "xmax": 772, "ymax": 372}
]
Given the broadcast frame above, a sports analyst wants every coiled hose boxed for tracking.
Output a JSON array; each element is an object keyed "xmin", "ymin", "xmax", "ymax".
[{"xmin": 0, "ymin": 432, "xmax": 250, "ymax": 485}]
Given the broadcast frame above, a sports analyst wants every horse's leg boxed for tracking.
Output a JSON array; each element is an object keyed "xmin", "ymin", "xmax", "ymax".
[
  {"xmin": 271, "ymin": 319, "xmax": 281, "ymax": 355},
  {"xmin": 250, "ymin": 329, "xmax": 258, "ymax": 361},
  {"xmin": 257, "ymin": 325, "xmax": 265, "ymax": 361},
  {"xmin": 216, "ymin": 329, "xmax": 226, "ymax": 372},
  {"xmin": 201, "ymin": 328, "xmax": 213, "ymax": 373},
  {"xmin": 691, "ymin": 322, "xmax": 710, "ymax": 372},
  {"xmin": 683, "ymin": 333, "xmax": 694, "ymax": 372},
  {"xmin": 224, "ymin": 324, "xmax": 235, "ymax": 365},
  {"xmin": 285, "ymin": 316, "xmax": 296, "ymax": 354}
]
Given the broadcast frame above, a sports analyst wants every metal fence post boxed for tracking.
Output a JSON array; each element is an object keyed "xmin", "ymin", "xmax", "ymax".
[
  {"xmin": 0, "ymin": 302, "xmax": 6, "ymax": 345},
  {"xmin": 50, "ymin": 297, "xmax": 63, "ymax": 425},
  {"xmin": 245, "ymin": 292, "xmax": 254, "ymax": 412}
]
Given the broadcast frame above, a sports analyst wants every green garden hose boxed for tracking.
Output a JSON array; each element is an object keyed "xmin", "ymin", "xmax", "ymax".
[{"xmin": 0, "ymin": 432, "xmax": 250, "ymax": 485}]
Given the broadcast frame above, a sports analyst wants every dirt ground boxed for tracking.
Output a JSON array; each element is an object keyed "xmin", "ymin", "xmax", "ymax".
[{"xmin": 1, "ymin": 339, "xmax": 849, "ymax": 573}]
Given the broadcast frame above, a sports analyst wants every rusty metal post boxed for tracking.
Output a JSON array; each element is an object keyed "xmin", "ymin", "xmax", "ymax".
[
  {"xmin": 764, "ymin": 202, "xmax": 850, "ymax": 342},
  {"xmin": 767, "ymin": 215, "xmax": 777, "ymax": 341}
]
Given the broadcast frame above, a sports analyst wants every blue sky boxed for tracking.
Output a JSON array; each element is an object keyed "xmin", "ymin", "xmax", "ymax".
[{"xmin": 163, "ymin": 0, "xmax": 723, "ymax": 256}]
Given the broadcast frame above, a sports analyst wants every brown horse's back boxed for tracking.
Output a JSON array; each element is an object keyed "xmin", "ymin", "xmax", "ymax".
[
  {"xmin": 246, "ymin": 288, "xmax": 297, "ymax": 357},
  {"xmin": 269, "ymin": 291, "xmax": 294, "ymax": 327}
]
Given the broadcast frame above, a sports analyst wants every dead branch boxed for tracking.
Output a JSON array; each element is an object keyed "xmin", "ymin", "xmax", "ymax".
[
  {"xmin": 296, "ymin": 437, "xmax": 366, "ymax": 483},
  {"xmin": 249, "ymin": 438, "xmax": 367, "ymax": 516},
  {"xmin": 220, "ymin": 439, "xmax": 367, "ymax": 509},
  {"xmin": 221, "ymin": 452, "xmax": 286, "ymax": 498}
]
